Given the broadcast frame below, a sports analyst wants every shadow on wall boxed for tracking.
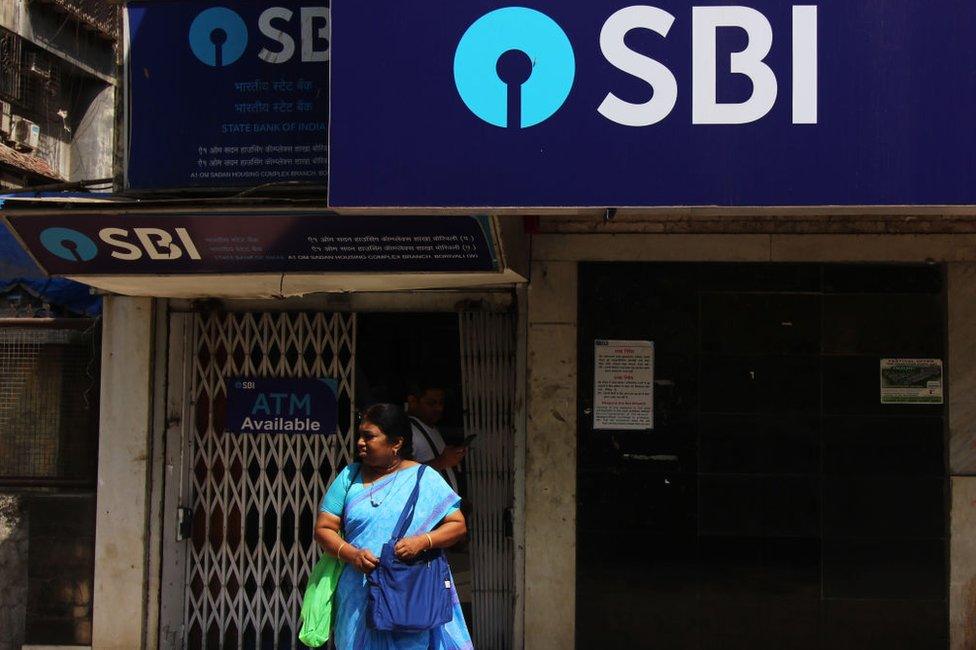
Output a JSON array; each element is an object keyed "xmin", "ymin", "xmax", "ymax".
[{"xmin": 0, "ymin": 493, "xmax": 95, "ymax": 648}]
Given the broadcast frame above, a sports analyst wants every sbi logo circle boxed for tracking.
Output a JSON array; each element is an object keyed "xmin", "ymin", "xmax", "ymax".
[
  {"xmin": 454, "ymin": 7, "xmax": 575, "ymax": 128},
  {"xmin": 189, "ymin": 7, "xmax": 248, "ymax": 67},
  {"xmin": 40, "ymin": 228, "xmax": 98, "ymax": 262}
]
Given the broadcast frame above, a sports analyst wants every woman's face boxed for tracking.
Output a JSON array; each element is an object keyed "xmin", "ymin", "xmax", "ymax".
[{"xmin": 356, "ymin": 420, "xmax": 401, "ymax": 468}]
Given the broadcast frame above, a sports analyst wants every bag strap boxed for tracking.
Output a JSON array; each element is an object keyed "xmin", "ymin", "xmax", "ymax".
[
  {"xmin": 391, "ymin": 465, "xmax": 427, "ymax": 541},
  {"xmin": 410, "ymin": 416, "xmax": 442, "ymax": 456},
  {"xmin": 410, "ymin": 417, "xmax": 458, "ymax": 491}
]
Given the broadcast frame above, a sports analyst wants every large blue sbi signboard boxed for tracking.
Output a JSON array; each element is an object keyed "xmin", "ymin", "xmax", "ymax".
[
  {"xmin": 125, "ymin": 1, "xmax": 328, "ymax": 189},
  {"xmin": 330, "ymin": 2, "xmax": 976, "ymax": 207}
]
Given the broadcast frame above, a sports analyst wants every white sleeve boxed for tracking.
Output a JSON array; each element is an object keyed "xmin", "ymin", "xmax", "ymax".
[{"xmin": 411, "ymin": 423, "xmax": 436, "ymax": 463}]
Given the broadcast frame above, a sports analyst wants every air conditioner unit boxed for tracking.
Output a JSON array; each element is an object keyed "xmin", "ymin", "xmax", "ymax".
[
  {"xmin": 0, "ymin": 101, "xmax": 11, "ymax": 138},
  {"xmin": 10, "ymin": 116, "xmax": 40, "ymax": 151}
]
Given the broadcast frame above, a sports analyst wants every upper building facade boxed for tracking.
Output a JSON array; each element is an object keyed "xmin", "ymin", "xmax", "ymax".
[{"xmin": 0, "ymin": 0, "xmax": 115, "ymax": 189}]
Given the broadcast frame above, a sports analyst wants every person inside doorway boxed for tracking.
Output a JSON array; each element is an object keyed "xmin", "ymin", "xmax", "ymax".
[{"xmin": 406, "ymin": 379, "xmax": 466, "ymax": 493}]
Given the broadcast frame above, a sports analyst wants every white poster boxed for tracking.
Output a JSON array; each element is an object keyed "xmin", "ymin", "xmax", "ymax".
[
  {"xmin": 880, "ymin": 358, "xmax": 944, "ymax": 404},
  {"xmin": 593, "ymin": 339, "xmax": 654, "ymax": 430}
]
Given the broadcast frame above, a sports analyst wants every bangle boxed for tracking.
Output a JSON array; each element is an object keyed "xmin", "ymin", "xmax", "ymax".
[
  {"xmin": 336, "ymin": 542, "xmax": 348, "ymax": 560},
  {"xmin": 425, "ymin": 533, "xmax": 433, "ymax": 549}
]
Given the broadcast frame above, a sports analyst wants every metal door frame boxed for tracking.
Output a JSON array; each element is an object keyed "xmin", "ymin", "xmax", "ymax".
[{"xmin": 154, "ymin": 291, "xmax": 526, "ymax": 649}]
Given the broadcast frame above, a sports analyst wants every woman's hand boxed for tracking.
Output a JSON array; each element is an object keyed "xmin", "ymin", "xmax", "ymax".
[
  {"xmin": 393, "ymin": 535, "xmax": 430, "ymax": 561},
  {"xmin": 347, "ymin": 546, "xmax": 380, "ymax": 574}
]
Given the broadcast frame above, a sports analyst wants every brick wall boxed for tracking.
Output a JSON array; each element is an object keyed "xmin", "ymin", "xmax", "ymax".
[
  {"xmin": 0, "ymin": 493, "xmax": 96, "ymax": 648},
  {"xmin": 25, "ymin": 494, "xmax": 96, "ymax": 645},
  {"xmin": 0, "ymin": 494, "xmax": 28, "ymax": 650}
]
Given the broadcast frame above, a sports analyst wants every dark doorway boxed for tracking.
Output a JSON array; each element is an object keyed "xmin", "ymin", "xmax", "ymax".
[
  {"xmin": 356, "ymin": 313, "xmax": 462, "ymax": 427},
  {"xmin": 577, "ymin": 263, "xmax": 947, "ymax": 649},
  {"xmin": 355, "ymin": 313, "xmax": 474, "ymax": 629}
]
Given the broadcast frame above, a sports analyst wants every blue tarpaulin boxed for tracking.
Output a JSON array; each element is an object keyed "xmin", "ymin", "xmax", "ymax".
[{"xmin": 0, "ymin": 202, "xmax": 101, "ymax": 316}]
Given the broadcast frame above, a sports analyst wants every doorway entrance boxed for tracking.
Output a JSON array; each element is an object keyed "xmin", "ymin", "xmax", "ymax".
[
  {"xmin": 160, "ymin": 307, "xmax": 518, "ymax": 649},
  {"xmin": 577, "ymin": 263, "xmax": 947, "ymax": 648}
]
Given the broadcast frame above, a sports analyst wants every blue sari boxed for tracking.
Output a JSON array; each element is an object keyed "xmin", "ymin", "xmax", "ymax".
[{"xmin": 321, "ymin": 463, "xmax": 473, "ymax": 650}]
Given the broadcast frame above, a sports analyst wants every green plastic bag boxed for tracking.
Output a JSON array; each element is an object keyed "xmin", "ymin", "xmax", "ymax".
[{"xmin": 299, "ymin": 553, "xmax": 345, "ymax": 647}]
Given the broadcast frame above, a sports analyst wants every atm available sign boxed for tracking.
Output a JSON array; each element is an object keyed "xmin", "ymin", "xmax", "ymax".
[{"xmin": 226, "ymin": 378, "xmax": 339, "ymax": 435}]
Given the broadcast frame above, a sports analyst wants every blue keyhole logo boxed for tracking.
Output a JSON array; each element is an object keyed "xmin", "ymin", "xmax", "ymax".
[
  {"xmin": 454, "ymin": 7, "xmax": 575, "ymax": 128},
  {"xmin": 188, "ymin": 7, "xmax": 248, "ymax": 67},
  {"xmin": 40, "ymin": 228, "xmax": 98, "ymax": 262}
]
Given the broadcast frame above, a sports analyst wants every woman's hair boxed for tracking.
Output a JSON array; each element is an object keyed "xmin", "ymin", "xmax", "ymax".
[{"xmin": 362, "ymin": 403, "xmax": 414, "ymax": 460}]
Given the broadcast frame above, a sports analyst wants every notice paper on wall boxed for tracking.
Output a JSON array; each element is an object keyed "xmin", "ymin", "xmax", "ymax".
[
  {"xmin": 880, "ymin": 359, "xmax": 944, "ymax": 405},
  {"xmin": 593, "ymin": 340, "xmax": 654, "ymax": 430}
]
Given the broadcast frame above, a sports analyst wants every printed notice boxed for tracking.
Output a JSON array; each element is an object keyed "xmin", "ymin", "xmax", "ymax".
[
  {"xmin": 593, "ymin": 340, "xmax": 654, "ymax": 430},
  {"xmin": 880, "ymin": 358, "xmax": 944, "ymax": 404}
]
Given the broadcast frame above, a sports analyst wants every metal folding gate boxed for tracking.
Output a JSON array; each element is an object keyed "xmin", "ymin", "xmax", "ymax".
[
  {"xmin": 163, "ymin": 309, "xmax": 517, "ymax": 649},
  {"xmin": 460, "ymin": 313, "xmax": 517, "ymax": 650},
  {"xmin": 178, "ymin": 312, "xmax": 356, "ymax": 649}
]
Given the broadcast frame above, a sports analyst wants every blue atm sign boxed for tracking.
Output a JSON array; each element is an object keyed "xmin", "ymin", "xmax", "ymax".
[
  {"xmin": 226, "ymin": 378, "xmax": 338, "ymax": 435},
  {"xmin": 330, "ymin": 1, "xmax": 976, "ymax": 207}
]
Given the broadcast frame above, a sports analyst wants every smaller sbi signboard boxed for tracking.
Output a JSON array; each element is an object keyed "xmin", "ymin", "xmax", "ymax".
[
  {"xmin": 226, "ymin": 378, "xmax": 338, "ymax": 435},
  {"xmin": 125, "ymin": 0, "xmax": 328, "ymax": 189},
  {"xmin": 4, "ymin": 212, "xmax": 498, "ymax": 275},
  {"xmin": 330, "ymin": 1, "xmax": 976, "ymax": 207}
]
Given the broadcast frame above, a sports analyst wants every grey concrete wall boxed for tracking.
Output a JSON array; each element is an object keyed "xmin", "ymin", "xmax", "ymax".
[
  {"xmin": 949, "ymin": 264, "xmax": 976, "ymax": 649},
  {"xmin": 524, "ymin": 260, "xmax": 577, "ymax": 650},
  {"xmin": 69, "ymin": 81, "xmax": 115, "ymax": 182},
  {"xmin": 952, "ymin": 478, "xmax": 976, "ymax": 649},
  {"xmin": 92, "ymin": 296, "xmax": 154, "ymax": 650},
  {"xmin": 950, "ymin": 264, "xmax": 976, "ymax": 476}
]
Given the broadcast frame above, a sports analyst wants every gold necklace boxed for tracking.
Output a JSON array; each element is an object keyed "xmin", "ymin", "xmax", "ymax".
[{"xmin": 368, "ymin": 460, "xmax": 403, "ymax": 508}]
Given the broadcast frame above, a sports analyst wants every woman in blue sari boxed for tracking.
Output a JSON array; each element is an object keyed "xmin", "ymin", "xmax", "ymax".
[{"xmin": 315, "ymin": 403, "xmax": 473, "ymax": 650}]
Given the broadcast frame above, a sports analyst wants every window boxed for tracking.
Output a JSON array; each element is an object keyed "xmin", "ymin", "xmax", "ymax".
[
  {"xmin": 0, "ymin": 325, "xmax": 99, "ymax": 485},
  {"xmin": 0, "ymin": 321, "xmax": 99, "ymax": 647},
  {"xmin": 0, "ymin": 28, "xmax": 24, "ymax": 103}
]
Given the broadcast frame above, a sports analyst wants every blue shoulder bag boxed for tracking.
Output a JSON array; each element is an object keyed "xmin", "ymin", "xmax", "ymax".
[{"xmin": 366, "ymin": 465, "xmax": 454, "ymax": 632}]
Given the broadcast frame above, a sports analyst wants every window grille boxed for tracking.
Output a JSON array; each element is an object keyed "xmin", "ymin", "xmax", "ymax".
[
  {"xmin": 0, "ymin": 30, "xmax": 64, "ymax": 134},
  {"xmin": 0, "ymin": 28, "xmax": 23, "ymax": 103},
  {"xmin": 21, "ymin": 48, "xmax": 60, "ymax": 116},
  {"xmin": 0, "ymin": 325, "xmax": 99, "ymax": 486}
]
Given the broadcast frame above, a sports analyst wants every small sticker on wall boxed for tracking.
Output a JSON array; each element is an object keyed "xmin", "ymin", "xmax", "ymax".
[{"xmin": 880, "ymin": 359, "xmax": 943, "ymax": 404}]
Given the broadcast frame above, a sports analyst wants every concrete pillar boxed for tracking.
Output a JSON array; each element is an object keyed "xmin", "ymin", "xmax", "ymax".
[
  {"xmin": 524, "ymin": 260, "xmax": 577, "ymax": 650},
  {"xmin": 949, "ymin": 264, "xmax": 976, "ymax": 649},
  {"xmin": 92, "ymin": 296, "xmax": 154, "ymax": 650}
]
